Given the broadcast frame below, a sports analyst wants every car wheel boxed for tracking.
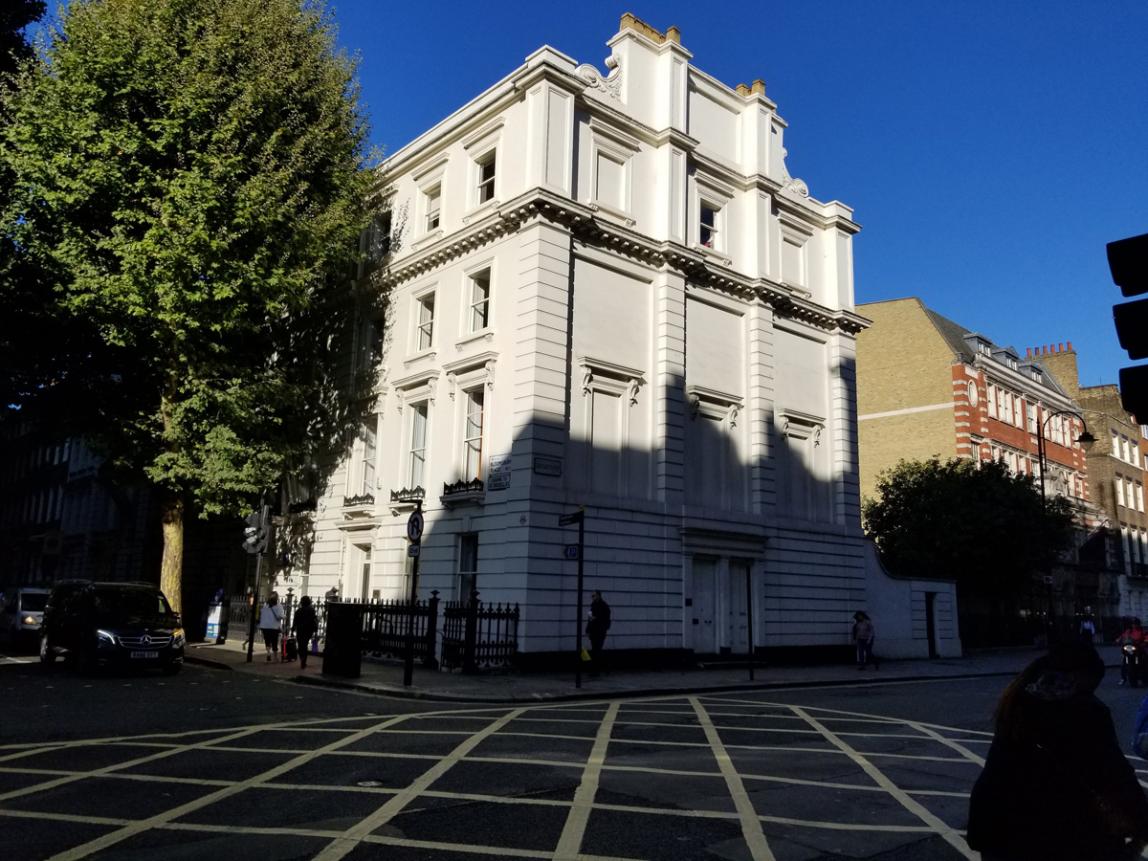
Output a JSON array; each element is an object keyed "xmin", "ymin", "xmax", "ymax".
[{"xmin": 39, "ymin": 634, "xmax": 55, "ymax": 669}]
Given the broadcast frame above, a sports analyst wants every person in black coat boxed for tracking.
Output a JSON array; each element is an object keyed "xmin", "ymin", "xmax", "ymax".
[
  {"xmin": 291, "ymin": 595, "xmax": 318, "ymax": 670},
  {"xmin": 967, "ymin": 642, "xmax": 1148, "ymax": 860},
  {"xmin": 586, "ymin": 591, "xmax": 611, "ymax": 675}
]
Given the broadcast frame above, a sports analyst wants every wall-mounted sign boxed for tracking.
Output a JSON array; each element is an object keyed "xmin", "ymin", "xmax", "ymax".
[
  {"xmin": 487, "ymin": 454, "xmax": 512, "ymax": 490},
  {"xmin": 533, "ymin": 456, "xmax": 563, "ymax": 477}
]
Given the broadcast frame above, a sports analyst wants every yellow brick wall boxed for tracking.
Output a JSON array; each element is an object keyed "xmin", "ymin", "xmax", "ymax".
[
  {"xmin": 856, "ymin": 298, "xmax": 962, "ymax": 503},
  {"xmin": 859, "ymin": 407, "xmax": 956, "ymax": 504}
]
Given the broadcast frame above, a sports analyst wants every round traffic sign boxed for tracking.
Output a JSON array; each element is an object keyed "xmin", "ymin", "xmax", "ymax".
[{"xmin": 407, "ymin": 510, "xmax": 424, "ymax": 542}]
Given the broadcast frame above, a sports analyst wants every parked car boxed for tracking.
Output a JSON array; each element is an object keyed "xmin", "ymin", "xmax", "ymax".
[
  {"xmin": 40, "ymin": 581, "xmax": 184, "ymax": 674},
  {"xmin": 0, "ymin": 587, "xmax": 50, "ymax": 649}
]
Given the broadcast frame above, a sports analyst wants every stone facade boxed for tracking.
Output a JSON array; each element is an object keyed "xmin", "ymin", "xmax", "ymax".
[{"xmin": 298, "ymin": 16, "xmax": 959, "ymax": 659}]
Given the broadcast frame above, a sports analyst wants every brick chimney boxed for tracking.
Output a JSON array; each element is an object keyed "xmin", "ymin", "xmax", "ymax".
[{"xmin": 1039, "ymin": 340, "xmax": 1080, "ymax": 397}]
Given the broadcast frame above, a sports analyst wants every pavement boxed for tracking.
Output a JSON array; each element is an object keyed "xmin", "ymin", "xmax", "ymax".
[{"xmin": 184, "ymin": 638, "xmax": 1127, "ymax": 703}]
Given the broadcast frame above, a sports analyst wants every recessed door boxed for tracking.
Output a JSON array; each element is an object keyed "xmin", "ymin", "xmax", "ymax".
[
  {"xmin": 727, "ymin": 560, "xmax": 750, "ymax": 654},
  {"xmin": 690, "ymin": 557, "xmax": 718, "ymax": 654}
]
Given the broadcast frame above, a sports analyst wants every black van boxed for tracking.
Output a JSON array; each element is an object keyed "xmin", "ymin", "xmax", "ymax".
[{"xmin": 40, "ymin": 581, "xmax": 185, "ymax": 674}]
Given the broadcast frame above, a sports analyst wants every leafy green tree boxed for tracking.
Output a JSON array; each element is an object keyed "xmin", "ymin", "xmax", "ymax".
[
  {"xmin": 0, "ymin": 0, "xmax": 44, "ymax": 76},
  {"xmin": 0, "ymin": 0, "xmax": 378, "ymax": 611},
  {"xmin": 862, "ymin": 457, "xmax": 1075, "ymax": 598},
  {"xmin": 0, "ymin": 0, "xmax": 48, "ymax": 408}
]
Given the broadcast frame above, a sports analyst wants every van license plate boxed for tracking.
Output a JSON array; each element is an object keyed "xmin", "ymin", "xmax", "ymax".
[{"xmin": 131, "ymin": 651, "xmax": 159, "ymax": 659}]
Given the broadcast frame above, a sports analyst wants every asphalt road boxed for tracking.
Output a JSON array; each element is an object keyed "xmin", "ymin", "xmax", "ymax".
[{"xmin": 2, "ymin": 652, "xmax": 1147, "ymax": 861}]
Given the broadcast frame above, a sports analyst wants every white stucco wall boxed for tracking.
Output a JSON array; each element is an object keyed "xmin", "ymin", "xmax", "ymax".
[{"xmin": 301, "ymin": 16, "xmax": 941, "ymax": 659}]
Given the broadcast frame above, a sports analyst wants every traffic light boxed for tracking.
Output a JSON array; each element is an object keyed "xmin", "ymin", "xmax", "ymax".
[
  {"xmin": 1109, "ymin": 232, "xmax": 1148, "ymax": 419},
  {"xmin": 242, "ymin": 509, "xmax": 268, "ymax": 554}
]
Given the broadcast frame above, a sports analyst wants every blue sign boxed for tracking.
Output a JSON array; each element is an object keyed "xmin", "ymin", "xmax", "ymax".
[{"xmin": 564, "ymin": 544, "xmax": 579, "ymax": 560}]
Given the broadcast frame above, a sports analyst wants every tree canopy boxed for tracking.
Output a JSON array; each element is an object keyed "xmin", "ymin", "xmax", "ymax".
[
  {"xmin": 0, "ymin": 0, "xmax": 44, "ymax": 77},
  {"xmin": 0, "ymin": 0, "xmax": 380, "ymax": 610},
  {"xmin": 862, "ymin": 457, "xmax": 1076, "ymax": 596}
]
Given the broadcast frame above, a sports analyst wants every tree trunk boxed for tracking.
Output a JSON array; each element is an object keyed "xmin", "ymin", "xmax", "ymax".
[{"xmin": 160, "ymin": 494, "xmax": 184, "ymax": 615}]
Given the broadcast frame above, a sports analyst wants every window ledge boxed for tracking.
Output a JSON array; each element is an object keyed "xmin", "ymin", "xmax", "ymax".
[
  {"xmin": 442, "ymin": 478, "xmax": 486, "ymax": 508},
  {"xmin": 692, "ymin": 243, "xmax": 732, "ymax": 267},
  {"xmin": 403, "ymin": 349, "xmax": 437, "ymax": 367},
  {"xmin": 455, "ymin": 329, "xmax": 495, "ymax": 350},
  {"xmin": 411, "ymin": 228, "xmax": 444, "ymax": 251},
  {"xmin": 589, "ymin": 201, "xmax": 635, "ymax": 227},
  {"xmin": 462, "ymin": 199, "xmax": 500, "ymax": 225}
]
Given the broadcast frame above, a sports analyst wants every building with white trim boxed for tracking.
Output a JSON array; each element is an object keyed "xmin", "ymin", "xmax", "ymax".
[{"xmin": 301, "ymin": 15, "xmax": 959, "ymax": 660}]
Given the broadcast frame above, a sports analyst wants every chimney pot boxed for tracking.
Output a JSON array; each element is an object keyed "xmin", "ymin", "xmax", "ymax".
[
  {"xmin": 1026, "ymin": 347, "xmax": 1033, "ymax": 357},
  {"xmin": 1059, "ymin": 342, "xmax": 1065, "ymax": 353},
  {"xmin": 1067, "ymin": 340, "xmax": 1073, "ymax": 352}
]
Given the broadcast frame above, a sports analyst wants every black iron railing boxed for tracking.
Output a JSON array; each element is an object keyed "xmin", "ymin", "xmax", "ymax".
[
  {"xmin": 441, "ymin": 591, "xmax": 520, "ymax": 672},
  {"xmin": 389, "ymin": 486, "xmax": 425, "ymax": 504}
]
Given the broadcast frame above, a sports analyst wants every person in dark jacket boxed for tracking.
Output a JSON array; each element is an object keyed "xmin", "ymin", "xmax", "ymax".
[
  {"xmin": 291, "ymin": 595, "xmax": 318, "ymax": 670},
  {"xmin": 586, "ymin": 591, "xmax": 611, "ymax": 675},
  {"xmin": 967, "ymin": 642, "xmax": 1148, "ymax": 860}
]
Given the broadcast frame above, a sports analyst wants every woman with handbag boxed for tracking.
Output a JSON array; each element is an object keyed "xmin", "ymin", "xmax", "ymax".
[{"xmin": 967, "ymin": 643, "xmax": 1148, "ymax": 860}]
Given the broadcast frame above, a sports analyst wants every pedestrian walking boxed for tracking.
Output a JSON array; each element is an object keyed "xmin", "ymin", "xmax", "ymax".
[
  {"xmin": 852, "ymin": 611, "xmax": 878, "ymax": 669},
  {"xmin": 967, "ymin": 642, "xmax": 1148, "ymax": 860},
  {"xmin": 291, "ymin": 595, "xmax": 318, "ymax": 670},
  {"xmin": 258, "ymin": 592, "xmax": 284, "ymax": 662},
  {"xmin": 1080, "ymin": 609, "xmax": 1097, "ymax": 644},
  {"xmin": 586, "ymin": 591, "xmax": 611, "ymax": 676}
]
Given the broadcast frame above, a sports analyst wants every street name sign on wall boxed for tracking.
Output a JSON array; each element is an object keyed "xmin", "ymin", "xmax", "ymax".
[{"xmin": 487, "ymin": 454, "xmax": 512, "ymax": 490}]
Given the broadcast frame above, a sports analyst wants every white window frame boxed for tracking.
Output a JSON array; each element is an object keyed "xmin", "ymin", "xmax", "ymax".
[
  {"xmin": 694, "ymin": 174, "xmax": 735, "ymax": 258},
  {"xmin": 1136, "ymin": 482, "xmax": 1145, "ymax": 513},
  {"xmin": 412, "ymin": 288, "xmax": 436, "ymax": 353},
  {"xmin": 475, "ymin": 150, "xmax": 496, "ymax": 205},
  {"xmin": 987, "ymin": 383, "xmax": 998, "ymax": 418},
  {"xmin": 462, "ymin": 120, "xmax": 504, "ymax": 214},
  {"xmin": 355, "ymin": 415, "xmax": 378, "ymax": 498},
  {"xmin": 390, "ymin": 368, "xmax": 439, "ymax": 497},
  {"xmin": 467, "ymin": 267, "xmax": 492, "ymax": 335},
  {"xmin": 1117, "ymin": 476, "xmax": 1126, "ymax": 507},
  {"xmin": 407, "ymin": 400, "xmax": 430, "ymax": 490},
  {"xmin": 424, "ymin": 183, "xmax": 441, "ymax": 233},
  {"xmin": 699, "ymin": 199, "xmax": 721, "ymax": 250},
  {"xmin": 443, "ymin": 352, "xmax": 498, "ymax": 482},
  {"xmin": 462, "ymin": 387, "xmax": 485, "ymax": 481}
]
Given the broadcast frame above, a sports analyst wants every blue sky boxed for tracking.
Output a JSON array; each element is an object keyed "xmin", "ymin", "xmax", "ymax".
[
  {"xmin": 330, "ymin": 1, "xmax": 1147, "ymax": 387},
  {"xmin": 27, "ymin": 2, "xmax": 1147, "ymax": 386}
]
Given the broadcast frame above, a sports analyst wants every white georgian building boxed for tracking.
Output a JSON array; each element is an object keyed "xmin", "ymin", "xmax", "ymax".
[{"xmin": 303, "ymin": 15, "xmax": 960, "ymax": 660}]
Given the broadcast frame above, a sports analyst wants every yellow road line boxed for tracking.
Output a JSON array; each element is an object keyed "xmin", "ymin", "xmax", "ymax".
[
  {"xmin": 553, "ymin": 701, "xmax": 619, "ymax": 860},
  {"xmin": 311, "ymin": 709, "xmax": 526, "ymax": 861},
  {"xmin": 791, "ymin": 706, "xmax": 976, "ymax": 860},
  {"xmin": 44, "ymin": 713, "xmax": 414, "ymax": 861},
  {"xmin": 690, "ymin": 696, "xmax": 776, "ymax": 861}
]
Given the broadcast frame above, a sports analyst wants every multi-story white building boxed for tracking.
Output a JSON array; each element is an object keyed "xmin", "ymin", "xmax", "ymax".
[{"xmin": 302, "ymin": 15, "xmax": 960, "ymax": 660}]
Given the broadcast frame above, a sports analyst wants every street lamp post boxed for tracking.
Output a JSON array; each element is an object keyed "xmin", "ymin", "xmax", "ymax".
[
  {"xmin": 1035, "ymin": 408, "xmax": 1096, "ymax": 504},
  {"xmin": 1034, "ymin": 407, "xmax": 1095, "ymax": 643}
]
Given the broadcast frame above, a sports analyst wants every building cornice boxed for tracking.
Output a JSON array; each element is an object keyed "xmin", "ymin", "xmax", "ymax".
[{"xmin": 374, "ymin": 187, "xmax": 868, "ymax": 337}]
